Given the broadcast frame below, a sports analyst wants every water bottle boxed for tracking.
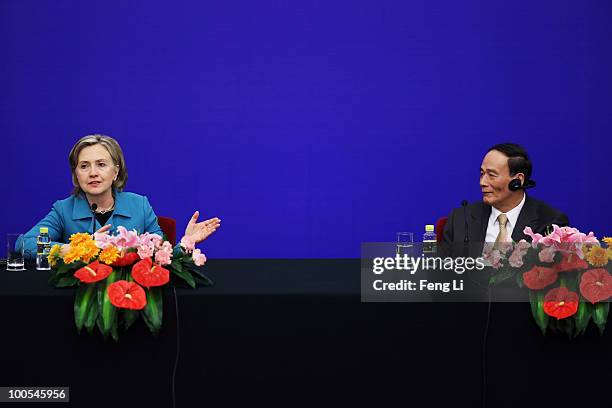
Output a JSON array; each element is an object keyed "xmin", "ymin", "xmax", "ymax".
[
  {"xmin": 422, "ymin": 224, "xmax": 437, "ymax": 256},
  {"xmin": 36, "ymin": 227, "xmax": 51, "ymax": 270}
]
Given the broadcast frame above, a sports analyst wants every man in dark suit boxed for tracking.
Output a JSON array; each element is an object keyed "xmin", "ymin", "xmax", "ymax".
[{"xmin": 442, "ymin": 143, "xmax": 569, "ymax": 258}]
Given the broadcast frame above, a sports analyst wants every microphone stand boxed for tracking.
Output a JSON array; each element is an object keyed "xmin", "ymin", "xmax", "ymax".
[
  {"xmin": 91, "ymin": 203, "xmax": 98, "ymax": 236},
  {"xmin": 461, "ymin": 200, "xmax": 470, "ymax": 258}
]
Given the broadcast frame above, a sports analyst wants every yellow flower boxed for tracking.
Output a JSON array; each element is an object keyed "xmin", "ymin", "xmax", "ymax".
[
  {"xmin": 64, "ymin": 233, "xmax": 101, "ymax": 264},
  {"xmin": 585, "ymin": 246, "xmax": 608, "ymax": 267},
  {"xmin": 69, "ymin": 232, "xmax": 93, "ymax": 246},
  {"xmin": 603, "ymin": 237, "xmax": 612, "ymax": 248},
  {"xmin": 608, "ymin": 248, "xmax": 612, "ymax": 261},
  {"xmin": 99, "ymin": 246, "xmax": 120, "ymax": 265},
  {"xmin": 79, "ymin": 241, "xmax": 100, "ymax": 264},
  {"xmin": 48, "ymin": 244, "xmax": 62, "ymax": 267},
  {"xmin": 63, "ymin": 247, "xmax": 82, "ymax": 264}
]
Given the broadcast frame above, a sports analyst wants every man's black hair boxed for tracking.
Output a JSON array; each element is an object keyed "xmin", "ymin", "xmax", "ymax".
[{"xmin": 487, "ymin": 143, "xmax": 532, "ymax": 180}]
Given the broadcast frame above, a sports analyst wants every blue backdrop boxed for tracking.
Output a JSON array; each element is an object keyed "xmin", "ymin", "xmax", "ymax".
[{"xmin": 2, "ymin": 0, "xmax": 611, "ymax": 258}]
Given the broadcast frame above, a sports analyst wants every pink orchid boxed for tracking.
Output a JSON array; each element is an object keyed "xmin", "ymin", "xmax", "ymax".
[
  {"xmin": 192, "ymin": 248, "xmax": 207, "ymax": 266},
  {"xmin": 114, "ymin": 226, "xmax": 140, "ymax": 250},
  {"xmin": 180, "ymin": 236, "xmax": 195, "ymax": 253},
  {"xmin": 94, "ymin": 232, "xmax": 114, "ymax": 249},
  {"xmin": 523, "ymin": 227, "xmax": 544, "ymax": 244},
  {"xmin": 525, "ymin": 224, "xmax": 599, "ymax": 259}
]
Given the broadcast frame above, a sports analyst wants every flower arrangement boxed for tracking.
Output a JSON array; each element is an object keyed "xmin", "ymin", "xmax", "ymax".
[
  {"xmin": 486, "ymin": 226, "xmax": 612, "ymax": 337},
  {"xmin": 48, "ymin": 227, "xmax": 211, "ymax": 341}
]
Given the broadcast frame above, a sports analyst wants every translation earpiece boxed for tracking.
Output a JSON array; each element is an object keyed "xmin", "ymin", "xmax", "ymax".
[
  {"xmin": 508, "ymin": 178, "xmax": 536, "ymax": 191},
  {"xmin": 508, "ymin": 178, "xmax": 522, "ymax": 191}
]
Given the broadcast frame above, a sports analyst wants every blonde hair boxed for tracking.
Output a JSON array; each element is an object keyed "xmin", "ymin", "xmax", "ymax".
[{"xmin": 68, "ymin": 134, "xmax": 128, "ymax": 196}]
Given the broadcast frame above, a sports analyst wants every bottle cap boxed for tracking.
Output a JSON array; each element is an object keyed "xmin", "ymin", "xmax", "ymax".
[
  {"xmin": 425, "ymin": 224, "xmax": 434, "ymax": 232},
  {"xmin": 40, "ymin": 227, "xmax": 49, "ymax": 234}
]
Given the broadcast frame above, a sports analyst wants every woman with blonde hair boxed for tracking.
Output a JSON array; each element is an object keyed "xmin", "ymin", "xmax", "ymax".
[{"xmin": 21, "ymin": 134, "xmax": 220, "ymax": 259}]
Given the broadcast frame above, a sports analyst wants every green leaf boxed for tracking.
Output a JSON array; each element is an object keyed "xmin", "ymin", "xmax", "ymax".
[
  {"xmin": 84, "ymin": 296, "xmax": 99, "ymax": 335},
  {"xmin": 193, "ymin": 274, "xmax": 213, "ymax": 287},
  {"xmin": 562, "ymin": 317, "xmax": 575, "ymax": 339},
  {"xmin": 171, "ymin": 259, "xmax": 184, "ymax": 273},
  {"xmin": 573, "ymin": 302, "xmax": 592, "ymax": 336},
  {"xmin": 142, "ymin": 287, "xmax": 163, "ymax": 336},
  {"xmin": 171, "ymin": 267, "xmax": 196, "ymax": 288},
  {"xmin": 56, "ymin": 262, "xmax": 79, "ymax": 276},
  {"xmin": 123, "ymin": 309, "xmax": 139, "ymax": 330},
  {"xmin": 110, "ymin": 317, "xmax": 119, "ymax": 342},
  {"xmin": 48, "ymin": 273, "xmax": 60, "ymax": 286},
  {"xmin": 592, "ymin": 302, "xmax": 610, "ymax": 335},
  {"xmin": 97, "ymin": 270, "xmax": 120, "ymax": 340},
  {"xmin": 49, "ymin": 262, "xmax": 80, "ymax": 285},
  {"xmin": 515, "ymin": 271, "xmax": 524, "ymax": 288},
  {"xmin": 57, "ymin": 276, "xmax": 79, "ymax": 287},
  {"xmin": 489, "ymin": 268, "xmax": 515, "ymax": 286},
  {"xmin": 74, "ymin": 284, "xmax": 97, "ymax": 333},
  {"xmin": 183, "ymin": 262, "xmax": 214, "ymax": 286},
  {"xmin": 529, "ymin": 290, "xmax": 549, "ymax": 335}
]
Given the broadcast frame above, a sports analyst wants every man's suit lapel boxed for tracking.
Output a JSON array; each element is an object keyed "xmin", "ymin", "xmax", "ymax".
[
  {"xmin": 470, "ymin": 203, "xmax": 491, "ymax": 242},
  {"xmin": 465, "ymin": 203, "xmax": 491, "ymax": 257},
  {"xmin": 512, "ymin": 195, "xmax": 538, "ymax": 242}
]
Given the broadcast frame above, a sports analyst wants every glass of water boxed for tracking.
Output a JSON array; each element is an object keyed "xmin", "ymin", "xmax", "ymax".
[
  {"xmin": 396, "ymin": 232, "xmax": 414, "ymax": 256},
  {"xmin": 7, "ymin": 233, "xmax": 25, "ymax": 271}
]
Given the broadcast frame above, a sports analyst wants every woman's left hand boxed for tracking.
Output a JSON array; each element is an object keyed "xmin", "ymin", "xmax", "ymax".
[{"xmin": 184, "ymin": 211, "xmax": 221, "ymax": 244}]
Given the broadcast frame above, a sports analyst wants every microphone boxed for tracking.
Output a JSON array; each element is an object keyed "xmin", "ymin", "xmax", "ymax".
[
  {"xmin": 461, "ymin": 200, "xmax": 469, "ymax": 244},
  {"xmin": 461, "ymin": 200, "xmax": 470, "ymax": 257},
  {"xmin": 522, "ymin": 179, "xmax": 536, "ymax": 189},
  {"xmin": 91, "ymin": 203, "xmax": 98, "ymax": 236}
]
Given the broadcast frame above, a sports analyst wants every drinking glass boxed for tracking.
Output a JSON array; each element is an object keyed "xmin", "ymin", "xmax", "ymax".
[
  {"xmin": 7, "ymin": 233, "xmax": 25, "ymax": 271},
  {"xmin": 396, "ymin": 232, "xmax": 414, "ymax": 256}
]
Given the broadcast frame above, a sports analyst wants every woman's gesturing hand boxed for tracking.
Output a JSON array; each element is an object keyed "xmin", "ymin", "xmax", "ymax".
[{"xmin": 184, "ymin": 211, "xmax": 221, "ymax": 244}]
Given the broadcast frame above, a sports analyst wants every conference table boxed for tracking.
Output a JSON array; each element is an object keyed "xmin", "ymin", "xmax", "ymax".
[{"xmin": 1, "ymin": 259, "xmax": 609, "ymax": 407}]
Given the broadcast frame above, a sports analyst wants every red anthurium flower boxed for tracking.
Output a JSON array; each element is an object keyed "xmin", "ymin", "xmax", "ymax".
[
  {"xmin": 543, "ymin": 287, "xmax": 579, "ymax": 320},
  {"xmin": 112, "ymin": 252, "xmax": 140, "ymax": 267},
  {"xmin": 74, "ymin": 261, "xmax": 113, "ymax": 283},
  {"xmin": 131, "ymin": 257, "xmax": 170, "ymax": 288},
  {"xmin": 523, "ymin": 266, "xmax": 558, "ymax": 290},
  {"xmin": 579, "ymin": 269, "xmax": 612, "ymax": 304},
  {"xmin": 554, "ymin": 252, "xmax": 589, "ymax": 273},
  {"xmin": 107, "ymin": 280, "xmax": 146, "ymax": 310}
]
